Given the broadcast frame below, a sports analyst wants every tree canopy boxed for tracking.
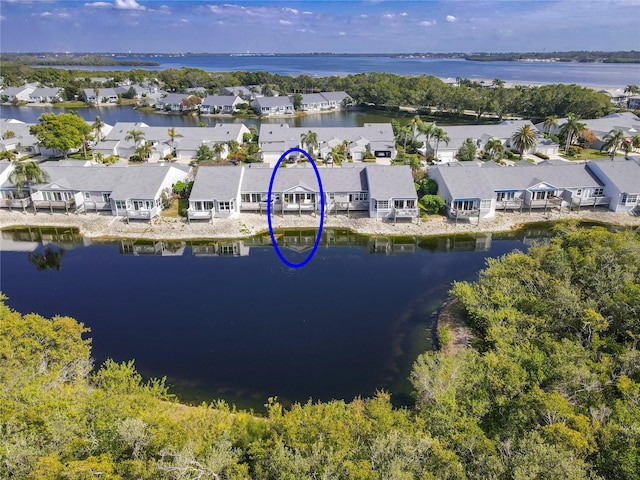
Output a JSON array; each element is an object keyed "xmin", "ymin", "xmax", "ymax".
[
  {"xmin": 29, "ymin": 112, "xmax": 92, "ymax": 159},
  {"xmin": 1, "ymin": 223, "xmax": 638, "ymax": 479}
]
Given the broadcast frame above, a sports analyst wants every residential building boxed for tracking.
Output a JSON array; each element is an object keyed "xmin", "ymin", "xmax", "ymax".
[
  {"xmin": 1, "ymin": 85, "xmax": 36, "ymax": 102},
  {"xmin": 429, "ymin": 157, "xmax": 640, "ymax": 220},
  {"xmin": 419, "ymin": 120, "xmax": 558, "ymax": 163},
  {"xmin": 83, "ymin": 88, "xmax": 118, "ymax": 105},
  {"xmin": 258, "ymin": 123, "xmax": 397, "ymax": 164},
  {"xmin": 251, "ymin": 96, "xmax": 295, "ymax": 116},
  {"xmin": 187, "ymin": 164, "xmax": 417, "ymax": 221},
  {"xmin": 200, "ymin": 95, "xmax": 244, "ymax": 114},
  {"xmin": 155, "ymin": 93, "xmax": 202, "ymax": 112},
  {"xmin": 28, "ymin": 87, "xmax": 63, "ymax": 103}
]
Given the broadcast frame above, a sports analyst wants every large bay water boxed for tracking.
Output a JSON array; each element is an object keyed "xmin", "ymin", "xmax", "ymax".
[
  {"xmin": 67, "ymin": 56, "xmax": 640, "ymax": 87},
  {"xmin": 0, "ymin": 226, "xmax": 549, "ymax": 410}
]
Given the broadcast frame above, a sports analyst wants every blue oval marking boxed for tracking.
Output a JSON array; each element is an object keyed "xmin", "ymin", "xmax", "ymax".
[{"xmin": 267, "ymin": 148, "xmax": 325, "ymax": 269}]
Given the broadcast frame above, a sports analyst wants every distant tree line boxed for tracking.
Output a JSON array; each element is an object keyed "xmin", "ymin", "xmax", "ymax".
[
  {"xmin": 0, "ymin": 63, "xmax": 617, "ymax": 119},
  {"xmin": 464, "ymin": 50, "xmax": 640, "ymax": 63}
]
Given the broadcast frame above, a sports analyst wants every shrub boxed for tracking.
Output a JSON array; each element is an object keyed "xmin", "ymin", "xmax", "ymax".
[
  {"xmin": 419, "ymin": 194, "xmax": 445, "ymax": 214},
  {"xmin": 416, "ymin": 177, "xmax": 438, "ymax": 197},
  {"xmin": 534, "ymin": 152, "xmax": 550, "ymax": 160},
  {"xmin": 437, "ymin": 325, "xmax": 451, "ymax": 349},
  {"xmin": 566, "ymin": 146, "xmax": 583, "ymax": 157}
]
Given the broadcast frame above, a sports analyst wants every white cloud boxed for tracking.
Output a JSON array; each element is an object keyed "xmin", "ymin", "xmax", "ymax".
[
  {"xmin": 279, "ymin": 19, "xmax": 292, "ymax": 25},
  {"xmin": 114, "ymin": 0, "xmax": 145, "ymax": 11},
  {"xmin": 383, "ymin": 13, "xmax": 394, "ymax": 19},
  {"xmin": 400, "ymin": 12, "xmax": 408, "ymax": 17},
  {"xmin": 338, "ymin": 31, "xmax": 346, "ymax": 36},
  {"xmin": 419, "ymin": 20, "xmax": 436, "ymax": 27},
  {"xmin": 446, "ymin": 15, "xmax": 456, "ymax": 23},
  {"xmin": 84, "ymin": 1, "xmax": 111, "ymax": 7},
  {"xmin": 0, "ymin": 15, "xmax": 4, "ymax": 21},
  {"xmin": 40, "ymin": 11, "xmax": 52, "ymax": 16},
  {"xmin": 360, "ymin": 14, "xmax": 368, "ymax": 18},
  {"xmin": 180, "ymin": 18, "xmax": 188, "ymax": 23},
  {"xmin": 302, "ymin": 11, "xmax": 312, "ymax": 15},
  {"xmin": 281, "ymin": 7, "xmax": 298, "ymax": 14}
]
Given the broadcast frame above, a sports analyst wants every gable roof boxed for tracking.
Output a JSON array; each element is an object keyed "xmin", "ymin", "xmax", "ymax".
[
  {"xmin": 366, "ymin": 165, "xmax": 418, "ymax": 200},
  {"xmin": 190, "ymin": 166, "xmax": 243, "ymax": 201},
  {"xmin": 587, "ymin": 158, "xmax": 640, "ymax": 193},
  {"xmin": 110, "ymin": 164, "xmax": 188, "ymax": 200}
]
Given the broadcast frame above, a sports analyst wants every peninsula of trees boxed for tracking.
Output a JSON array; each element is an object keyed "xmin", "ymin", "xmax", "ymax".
[{"xmin": 2, "ymin": 223, "xmax": 639, "ymax": 478}]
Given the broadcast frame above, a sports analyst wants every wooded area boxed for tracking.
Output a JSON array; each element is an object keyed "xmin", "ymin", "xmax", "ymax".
[{"xmin": 1, "ymin": 222, "xmax": 638, "ymax": 479}]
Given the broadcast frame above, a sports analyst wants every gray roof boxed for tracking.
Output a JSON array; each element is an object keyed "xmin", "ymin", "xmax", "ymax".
[
  {"xmin": 431, "ymin": 161, "xmax": 604, "ymax": 200},
  {"xmin": 202, "ymin": 95, "xmax": 242, "ymax": 106},
  {"xmin": 110, "ymin": 164, "xmax": 187, "ymax": 200},
  {"xmin": 587, "ymin": 158, "xmax": 640, "ymax": 193},
  {"xmin": 190, "ymin": 166, "xmax": 243, "ymax": 201},
  {"xmin": 366, "ymin": 165, "xmax": 418, "ymax": 200},
  {"xmin": 3, "ymin": 163, "xmax": 127, "ymax": 191},
  {"xmin": 547, "ymin": 112, "xmax": 640, "ymax": 137},
  {"xmin": 301, "ymin": 93, "xmax": 328, "ymax": 104},
  {"xmin": 29, "ymin": 87, "xmax": 62, "ymax": 97},
  {"xmin": 252, "ymin": 96, "xmax": 294, "ymax": 108},
  {"xmin": 319, "ymin": 91, "xmax": 350, "ymax": 103},
  {"xmin": 259, "ymin": 123, "xmax": 395, "ymax": 153},
  {"xmin": 159, "ymin": 93, "xmax": 197, "ymax": 105}
]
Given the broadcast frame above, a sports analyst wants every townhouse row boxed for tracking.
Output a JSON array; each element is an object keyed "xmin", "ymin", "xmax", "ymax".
[
  {"xmin": 429, "ymin": 157, "xmax": 640, "ymax": 220},
  {"xmin": 0, "ymin": 160, "xmax": 419, "ymax": 222}
]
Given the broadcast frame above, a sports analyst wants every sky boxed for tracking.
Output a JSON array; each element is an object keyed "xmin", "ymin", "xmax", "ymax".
[{"xmin": 0, "ymin": 0, "xmax": 639, "ymax": 54}]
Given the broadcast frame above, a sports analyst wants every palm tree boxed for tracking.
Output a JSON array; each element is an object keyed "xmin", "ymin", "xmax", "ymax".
[
  {"xmin": 212, "ymin": 142, "xmax": 225, "ymax": 159},
  {"xmin": 632, "ymin": 135, "xmax": 640, "ymax": 152},
  {"xmin": 559, "ymin": 113, "xmax": 586, "ymax": 154},
  {"xmin": 511, "ymin": 125, "xmax": 538, "ymax": 161},
  {"xmin": 410, "ymin": 115, "xmax": 424, "ymax": 141},
  {"xmin": 227, "ymin": 140, "xmax": 239, "ymax": 155},
  {"xmin": 92, "ymin": 116, "xmax": 105, "ymax": 143},
  {"xmin": 124, "ymin": 128, "xmax": 145, "ymax": 146},
  {"xmin": 167, "ymin": 127, "xmax": 183, "ymax": 153},
  {"xmin": 492, "ymin": 78, "xmax": 505, "ymax": 88},
  {"xmin": 485, "ymin": 138, "xmax": 504, "ymax": 163},
  {"xmin": 28, "ymin": 246, "xmax": 65, "ymax": 271},
  {"xmin": 417, "ymin": 121, "xmax": 436, "ymax": 154},
  {"xmin": 326, "ymin": 145, "xmax": 345, "ymax": 167},
  {"xmin": 432, "ymin": 127, "xmax": 450, "ymax": 159},
  {"xmin": 8, "ymin": 160, "xmax": 50, "ymax": 196},
  {"xmin": 300, "ymin": 130, "xmax": 319, "ymax": 157},
  {"xmin": 601, "ymin": 129, "xmax": 625, "ymax": 160},
  {"xmin": 0, "ymin": 150, "xmax": 17, "ymax": 161},
  {"xmin": 135, "ymin": 140, "xmax": 153, "ymax": 162},
  {"xmin": 395, "ymin": 124, "xmax": 411, "ymax": 152},
  {"xmin": 543, "ymin": 115, "xmax": 558, "ymax": 135}
]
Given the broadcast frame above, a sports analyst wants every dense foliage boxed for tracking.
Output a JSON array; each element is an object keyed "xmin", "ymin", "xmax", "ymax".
[
  {"xmin": 1, "ymin": 224, "xmax": 638, "ymax": 478},
  {"xmin": 0, "ymin": 63, "xmax": 614, "ymax": 119}
]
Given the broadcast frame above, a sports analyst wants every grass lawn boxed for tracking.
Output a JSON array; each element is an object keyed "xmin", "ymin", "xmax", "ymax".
[
  {"xmin": 162, "ymin": 199, "xmax": 188, "ymax": 218},
  {"xmin": 559, "ymin": 148, "xmax": 622, "ymax": 161},
  {"xmin": 51, "ymin": 101, "xmax": 88, "ymax": 108}
]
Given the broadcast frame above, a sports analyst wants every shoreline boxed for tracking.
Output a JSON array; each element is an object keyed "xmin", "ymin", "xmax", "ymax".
[{"xmin": 1, "ymin": 208, "xmax": 638, "ymax": 242}]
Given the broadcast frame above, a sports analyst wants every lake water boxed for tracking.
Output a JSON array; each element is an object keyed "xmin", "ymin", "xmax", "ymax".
[
  {"xmin": 0, "ymin": 105, "xmax": 402, "ymax": 129},
  {"xmin": 0, "ymin": 226, "xmax": 546, "ymax": 410},
  {"xmin": 74, "ymin": 56, "xmax": 639, "ymax": 88}
]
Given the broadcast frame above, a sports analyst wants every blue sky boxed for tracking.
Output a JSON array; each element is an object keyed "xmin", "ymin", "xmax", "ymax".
[{"xmin": 1, "ymin": 0, "xmax": 638, "ymax": 53}]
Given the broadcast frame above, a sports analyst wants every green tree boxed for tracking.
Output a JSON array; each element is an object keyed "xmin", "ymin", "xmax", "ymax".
[
  {"xmin": 300, "ymin": 130, "xmax": 319, "ymax": 157},
  {"xmin": 559, "ymin": 113, "xmax": 586, "ymax": 154},
  {"xmin": 601, "ymin": 129, "xmax": 625, "ymax": 160},
  {"xmin": 212, "ymin": 142, "xmax": 225, "ymax": 159},
  {"xmin": 419, "ymin": 194, "xmax": 445, "ymax": 214},
  {"xmin": 2, "ymin": 130, "xmax": 16, "ymax": 139},
  {"xmin": 8, "ymin": 160, "xmax": 50, "ymax": 195},
  {"xmin": 432, "ymin": 127, "xmax": 450, "ymax": 159},
  {"xmin": 326, "ymin": 145, "xmax": 344, "ymax": 166},
  {"xmin": 134, "ymin": 140, "xmax": 153, "ymax": 162},
  {"xmin": 0, "ymin": 150, "xmax": 18, "ymax": 161},
  {"xmin": 92, "ymin": 116, "xmax": 105, "ymax": 143},
  {"xmin": 29, "ymin": 113, "xmax": 92, "ymax": 159},
  {"xmin": 167, "ymin": 127, "xmax": 183, "ymax": 153},
  {"xmin": 456, "ymin": 138, "xmax": 477, "ymax": 162},
  {"xmin": 485, "ymin": 138, "xmax": 504, "ymax": 163},
  {"xmin": 292, "ymin": 93, "xmax": 303, "ymax": 111},
  {"xmin": 227, "ymin": 139, "xmax": 240, "ymax": 154},
  {"xmin": 124, "ymin": 128, "xmax": 145, "ymax": 145},
  {"xmin": 195, "ymin": 144, "xmax": 213, "ymax": 163},
  {"xmin": 543, "ymin": 114, "xmax": 558, "ymax": 135},
  {"xmin": 511, "ymin": 124, "xmax": 538, "ymax": 160}
]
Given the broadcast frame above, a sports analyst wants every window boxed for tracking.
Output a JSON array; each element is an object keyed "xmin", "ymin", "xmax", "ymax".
[
  {"xmin": 241, "ymin": 194, "xmax": 250, "ymax": 203},
  {"xmin": 533, "ymin": 191, "xmax": 552, "ymax": 200},
  {"xmin": 394, "ymin": 200, "xmax": 404, "ymax": 209},
  {"xmin": 406, "ymin": 200, "xmax": 415, "ymax": 208},
  {"xmin": 204, "ymin": 201, "xmax": 214, "ymax": 210},
  {"xmin": 115, "ymin": 200, "xmax": 127, "ymax": 209},
  {"xmin": 624, "ymin": 194, "xmax": 638, "ymax": 205},
  {"xmin": 593, "ymin": 188, "xmax": 604, "ymax": 197},
  {"xmin": 453, "ymin": 200, "xmax": 476, "ymax": 211},
  {"xmin": 84, "ymin": 192, "xmax": 91, "ymax": 200},
  {"xmin": 219, "ymin": 201, "xmax": 231, "ymax": 211},
  {"xmin": 496, "ymin": 192, "xmax": 515, "ymax": 201},
  {"xmin": 575, "ymin": 189, "xmax": 583, "ymax": 197},
  {"xmin": 375, "ymin": 200, "xmax": 389, "ymax": 210},
  {"xmin": 102, "ymin": 193, "xmax": 110, "ymax": 203},
  {"xmin": 353, "ymin": 192, "xmax": 368, "ymax": 202},
  {"xmin": 480, "ymin": 200, "xmax": 492, "ymax": 209}
]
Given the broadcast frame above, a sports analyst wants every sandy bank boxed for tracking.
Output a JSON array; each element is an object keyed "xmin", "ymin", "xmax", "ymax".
[{"xmin": 0, "ymin": 208, "xmax": 638, "ymax": 241}]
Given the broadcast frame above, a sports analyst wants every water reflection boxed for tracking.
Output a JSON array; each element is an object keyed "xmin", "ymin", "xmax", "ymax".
[{"xmin": 1, "ymin": 226, "xmax": 558, "ymax": 258}]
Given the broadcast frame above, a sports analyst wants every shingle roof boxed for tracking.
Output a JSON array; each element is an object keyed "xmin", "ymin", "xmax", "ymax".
[
  {"xmin": 366, "ymin": 165, "xmax": 418, "ymax": 200},
  {"xmin": 110, "ymin": 164, "xmax": 187, "ymax": 200},
  {"xmin": 21, "ymin": 164, "xmax": 127, "ymax": 191},
  {"xmin": 190, "ymin": 166, "xmax": 242, "ymax": 201},
  {"xmin": 587, "ymin": 158, "xmax": 640, "ymax": 193}
]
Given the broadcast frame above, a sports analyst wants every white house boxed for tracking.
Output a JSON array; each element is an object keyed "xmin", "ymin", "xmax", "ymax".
[
  {"xmin": 251, "ymin": 96, "xmax": 294, "ymax": 116},
  {"xmin": 586, "ymin": 158, "xmax": 640, "ymax": 212},
  {"xmin": 200, "ymin": 95, "xmax": 244, "ymax": 114},
  {"xmin": 187, "ymin": 164, "xmax": 417, "ymax": 221},
  {"xmin": 1, "ymin": 85, "xmax": 36, "ymax": 102},
  {"xmin": 28, "ymin": 87, "xmax": 63, "ymax": 103}
]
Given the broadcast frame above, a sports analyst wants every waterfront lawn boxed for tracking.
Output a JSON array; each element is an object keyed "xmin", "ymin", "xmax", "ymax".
[
  {"xmin": 52, "ymin": 101, "xmax": 88, "ymax": 108},
  {"xmin": 162, "ymin": 199, "xmax": 188, "ymax": 218},
  {"xmin": 560, "ymin": 148, "xmax": 622, "ymax": 161}
]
